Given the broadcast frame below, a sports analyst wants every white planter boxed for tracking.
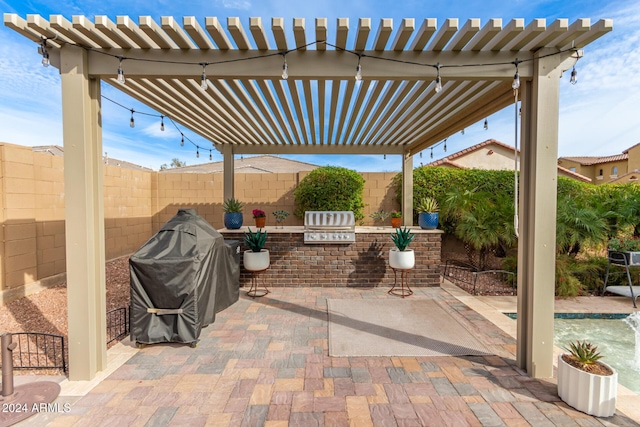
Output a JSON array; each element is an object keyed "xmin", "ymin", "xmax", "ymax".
[
  {"xmin": 557, "ymin": 354, "xmax": 618, "ymax": 417},
  {"xmin": 389, "ymin": 248, "xmax": 415, "ymax": 270},
  {"xmin": 244, "ymin": 249, "xmax": 270, "ymax": 271}
]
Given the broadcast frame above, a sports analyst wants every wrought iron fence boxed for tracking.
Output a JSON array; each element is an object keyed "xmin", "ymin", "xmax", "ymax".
[
  {"xmin": 107, "ymin": 306, "xmax": 130, "ymax": 345},
  {"xmin": 441, "ymin": 260, "xmax": 516, "ymax": 295},
  {"xmin": 5, "ymin": 332, "xmax": 66, "ymax": 372}
]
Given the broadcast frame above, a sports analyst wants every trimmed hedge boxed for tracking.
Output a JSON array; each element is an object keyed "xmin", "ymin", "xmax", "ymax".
[{"xmin": 294, "ymin": 166, "xmax": 366, "ymax": 222}]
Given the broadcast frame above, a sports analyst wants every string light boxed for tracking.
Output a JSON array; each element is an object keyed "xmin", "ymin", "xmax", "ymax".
[
  {"xmin": 209, "ymin": 150, "xmax": 213, "ymax": 161},
  {"xmin": 200, "ymin": 63, "xmax": 208, "ymax": 90},
  {"xmin": 180, "ymin": 134, "xmax": 184, "ymax": 146},
  {"xmin": 430, "ymin": 148, "xmax": 433, "ymax": 159},
  {"xmin": 461, "ymin": 128, "xmax": 464, "ymax": 135},
  {"xmin": 196, "ymin": 148, "xmax": 200, "ymax": 158},
  {"xmin": 39, "ymin": 37, "xmax": 49, "ymax": 67},
  {"xmin": 281, "ymin": 53, "xmax": 288, "ymax": 80},
  {"xmin": 512, "ymin": 59, "xmax": 520, "ymax": 90},
  {"xmin": 383, "ymin": 154, "xmax": 386, "ymax": 160},
  {"xmin": 355, "ymin": 55, "xmax": 363, "ymax": 82},
  {"xmin": 129, "ymin": 109, "xmax": 135, "ymax": 128},
  {"xmin": 484, "ymin": 118, "xmax": 488, "ymax": 130},
  {"xmin": 419, "ymin": 152, "xmax": 422, "ymax": 158},
  {"xmin": 570, "ymin": 66, "xmax": 577, "ymax": 85},
  {"xmin": 434, "ymin": 62, "xmax": 442, "ymax": 93},
  {"xmin": 443, "ymin": 138, "xmax": 447, "ymax": 152},
  {"xmin": 117, "ymin": 57, "xmax": 125, "ymax": 84},
  {"xmin": 160, "ymin": 115, "xmax": 165, "ymax": 131}
]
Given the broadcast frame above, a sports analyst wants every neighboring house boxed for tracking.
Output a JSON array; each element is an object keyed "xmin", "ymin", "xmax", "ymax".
[
  {"xmin": 33, "ymin": 145, "xmax": 153, "ymax": 172},
  {"xmin": 558, "ymin": 143, "xmax": 640, "ymax": 185},
  {"xmin": 424, "ymin": 139, "xmax": 591, "ymax": 182},
  {"xmin": 159, "ymin": 154, "xmax": 319, "ymax": 174}
]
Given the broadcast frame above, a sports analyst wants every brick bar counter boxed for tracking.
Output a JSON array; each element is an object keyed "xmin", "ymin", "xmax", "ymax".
[{"xmin": 220, "ymin": 226, "xmax": 442, "ymax": 288}]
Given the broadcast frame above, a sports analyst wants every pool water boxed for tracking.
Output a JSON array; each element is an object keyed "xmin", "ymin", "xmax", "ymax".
[{"xmin": 554, "ymin": 317, "xmax": 640, "ymax": 395}]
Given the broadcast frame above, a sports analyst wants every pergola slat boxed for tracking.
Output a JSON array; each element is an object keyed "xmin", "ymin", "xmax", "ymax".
[
  {"xmin": 94, "ymin": 16, "xmax": 135, "ymax": 49},
  {"xmin": 27, "ymin": 14, "xmax": 66, "ymax": 46},
  {"xmin": 317, "ymin": 80, "xmax": 326, "ymax": 143},
  {"xmin": 4, "ymin": 14, "xmax": 42, "ymax": 43},
  {"xmin": 183, "ymin": 17, "xmax": 215, "ymax": 50},
  {"xmin": 139, "ymin": 16, "xmax": 178, "ymax": 49},
  {"xmin": 548, "ymin": 18, "xmax": 590, "ymax": 49},
  {"xmin": 225, "ymin": 79, "xmax": 282, "ymax": 144},
  {"xmin": 350, "ymin": 81, "xmax": 386, "ymax": 145},
  {"xmin": 302, "ymin": 80, "xmax": 317, "ymax": 144},
  {"xmin": 409, "ymin": 18, "xmax": 437, "ymax": 51},
  {"xmin": 335, "ymin": 18, "xmax": 349, "ymax": 49},
  {"xmin": 334, "ymin": 80, "xmax": 357, "ymax": 145},
  {"xmin": 293, "ymin": 18, "xmax": 307, "ymax": 50},
  {"xmin": 523, "ymin": 18, "xmax": 568, "ymax": 52},
  {"xmin": 362, "ymin": 80, "xmax": 418, "ymax": 146},
  {"xmin": 272, "ymin": 17, "xmax": 288, "ymax": 51},
  {"xmin": 327, "ymin": 80, "xmax": 342, "ymax": 144},
  {"xmin": 359, "ymin": 80, "xmax": 402, "ymax": 146},
  {"xmin": 373, "ymin": 18, "xmax": 393, "ymax": 51},
  {"xmin": 72, "ymin": 15, "xmax": 119, "ymax": 49},
  {"xmin": 339, "ymin": 80, "xmax": 371, "ymax": 145},
  {"xmin": 249, "ymin": 17, "xmax": 270, "ymax": 50},
  {"xmin": 355, "ymin": 18, "xmax": 371, "ymax": 51},
  {"xmin": 464, "ymin": 18, "xmax": 501, "ymax": 51},
  {"xmin": 273, "ymin": 80, "xmax": 305, "ymax": 144},
  {"xmin": 504, "ymin": 18, "xmax": 546, "ymax": 51},
  {"xmin": 161, "ymin": 16, "xmax": 196, "ymax": 49},
  {"xmin": 448, "ymin": 18, "xmax": 481, "ymax": 51},
  {"xmin": 205, "ymin": 17, "xmax": 231, "ymax": 50},
  {"xmin": 392, "ymin": 18, "xmax": 414, "ymax": 51},
  {"xmin": 286, "ymin": 80, "xmax": 311, "ymax": 145},
  {"xmin": 315, "ymin": 18, "xmax": 327, "ymax": 51},
  {"xmin": 227, "ymin": 17, "xmax": 251, "ymax": 50},
  {"xmin": 240, "ymin": 79, "xmax": 288, "ymax": 144},
  {"xmin": 483, "ymin": 18, "xmax": 524, "ymax": 51},
  {"xmin": 116, "ymin": 16, "xmax": 157, "ymax": 49},
  {"xmin": 566, "ymin": 19, "xmax": 613, "ymax": 50},
  {"xmin": 428, "ymin": 18, "xmax": 458, "ymax": 51},
  {"xmin": 256, "ymin": 80, "xmax": 298, "ymax": 144}
]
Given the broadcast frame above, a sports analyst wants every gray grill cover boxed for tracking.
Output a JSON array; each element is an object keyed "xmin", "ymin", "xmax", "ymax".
[{"xmin": 129, "ymin": 209, "xmax": 239, "ymax": 345}]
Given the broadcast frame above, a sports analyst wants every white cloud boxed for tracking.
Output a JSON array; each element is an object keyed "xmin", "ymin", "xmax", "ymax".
[{"xmin": 216, "ymin": 0, "xmax": 252, "ymax": 10}]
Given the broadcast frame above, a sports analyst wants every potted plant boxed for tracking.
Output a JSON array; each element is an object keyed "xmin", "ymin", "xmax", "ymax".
[
  {"xmin": 390, "ymin": 210, "xmax": 402, "ymax": 228},
  {"xmin": 243, "ymin": 228, "xmax": 269, "ymax": 271},
  {"xmin": 272, "ymin": 210, "xmax": 290, "ymax": 229},
  {"xmin": 416, "ymin": 197, "xmax": 439, "ymax": 230},
  {"xmin": 389, "ymin": 227, "xmax": 415, "ymax": 269},
  {"xmin": 557, "ymin": 340, "xmax": 617, "ymax": 417},
  {"xmin": 370, "ymin": 210, "xmax": 390, "ymax": 229},
  {"xmin": 608, "ymin": 237, "xmax": 640, "ymax": 266},
  {"xmin": 223, "ymin": 198, "xmax": 244, "ymax": 229},
  {"xmin": 253, "ymin": 209, "xmax": 266, "ymax": 228}
]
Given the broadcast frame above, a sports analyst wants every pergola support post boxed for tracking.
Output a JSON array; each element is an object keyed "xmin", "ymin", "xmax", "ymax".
[
  {"xmin": 222, "ymin": 145, "xmax": 234, "ymax": 204},
  {"xmin": 402, "ymin": 152, "xmax": 413, "ymax": 227},
  {"xmin": 60, "ymin": 45, "xmax": 107, "ymax": 381},
  {"xmin": 516, "ymin": 48, "xmax": 562, "ymax": 378}
]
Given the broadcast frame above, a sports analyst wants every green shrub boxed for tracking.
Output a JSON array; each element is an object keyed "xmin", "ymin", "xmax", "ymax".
[{"xmin": 294, "ymin": 166, "xmax": 365, "ymax": 222}]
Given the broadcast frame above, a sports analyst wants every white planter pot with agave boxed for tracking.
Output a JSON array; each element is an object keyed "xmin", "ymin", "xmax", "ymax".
[
  {"xmin": 389, "ymin": 227, "xmax": 415, "ymax": 269},
  {"xmin": 243, "ymin": 228, "xmax": 270, "ymax": 271},
  {"xmin": 557, "ymin": 340, "xmax": 617, "ymax": 417}
]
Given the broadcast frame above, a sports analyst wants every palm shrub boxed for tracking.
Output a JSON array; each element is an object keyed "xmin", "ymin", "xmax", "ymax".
[
  {"xmin": 391, "ymin": 227, "xmax": 415, "ymax": 251},
  {"xmin": 294, "ymin": 166, "xmax": 365, "ymax": 222},
  {"xmin": 556, "ymin": 193, "xmax": 607, "ymax": 256},
  {"xmin": 442, "ymin": 187, "xmax": 516, "ymax": 270}
]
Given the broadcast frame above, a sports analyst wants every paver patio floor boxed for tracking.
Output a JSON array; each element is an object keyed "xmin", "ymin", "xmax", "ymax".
[{"xmin": 14, "ymin": 285, "xmax": 640, "ymax": 426}]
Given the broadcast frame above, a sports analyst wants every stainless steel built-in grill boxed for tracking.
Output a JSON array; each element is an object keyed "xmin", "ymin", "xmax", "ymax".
[{"xmin": 304, "ymin": 211, "xmax": 355, "ymax": 244}]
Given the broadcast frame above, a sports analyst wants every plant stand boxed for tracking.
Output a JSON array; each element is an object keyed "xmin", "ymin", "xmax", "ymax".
[
  {"xmin": 247, "ymin": 268, "xmax": 270, "ymax": 298},
  {"xmin": 388, "ymin": 267, "xmax": 413, "ymax": 298}
]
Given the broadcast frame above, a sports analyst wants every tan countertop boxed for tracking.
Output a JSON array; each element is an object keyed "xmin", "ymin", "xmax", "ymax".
[{"xmin": 219, "ymin": 225, "xmax": 443, "ymax": 234}]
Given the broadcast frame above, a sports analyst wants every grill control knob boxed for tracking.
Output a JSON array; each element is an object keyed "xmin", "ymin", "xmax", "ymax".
[{"xmin": 321, "ymin": 234, "xmax": 327, "ymax": 240}]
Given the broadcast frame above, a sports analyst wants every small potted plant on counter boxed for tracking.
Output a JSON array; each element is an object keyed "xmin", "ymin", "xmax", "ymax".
[
  {"xmin": 243, "ymin": 228, "xmax": 269, "ymax": 271},
  {"xmin": 557, "ymin": 340, "xmax": 618, "ymax": 417},
  {"xmin": 370, "ymin": 210, "xmax": 391, "ymax": 229},
  {"xmin": 390, "ymin": 210, "xmax": 402, "ymax": 228},
  {"xmin": 416, "ymin": 197, "xmax": 439, "ymax": 230},
  {"xmin": 389, "ymin": 227, "xmax": 415, "ymax": 269},
  {"xmin": 253, "ymin": 209, "xmax": 266, "ymax": 228},
  {"xmin": 223, "ymin": 197, "xmax": 244, "ymax": 229},
  {"xmin": 272, "ymin": 210, "xmax": 290, "ymax": 228}
]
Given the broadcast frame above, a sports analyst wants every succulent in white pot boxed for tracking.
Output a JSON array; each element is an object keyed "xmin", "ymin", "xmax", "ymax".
[
  {"xmin": 557, "ymin": 340, "xmax": 617, "ymax": 417},
  {"xmin": 389, "ymin": 227, "xmax": 415, "ymax": 269},
  {"xmin": 243, "ymin": 228, "xmax": 269, "ymax": 271}
]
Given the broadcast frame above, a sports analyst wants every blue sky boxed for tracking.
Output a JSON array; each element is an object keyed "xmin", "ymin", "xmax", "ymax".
[{"xmin": 1, "ymin": 0, "xmax": 638, "ymax": 172}]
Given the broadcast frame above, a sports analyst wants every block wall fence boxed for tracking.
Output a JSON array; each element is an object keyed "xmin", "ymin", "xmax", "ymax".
[{"xmin": 0, "ymin": 143, "xmax": 400, "ymax": 302}]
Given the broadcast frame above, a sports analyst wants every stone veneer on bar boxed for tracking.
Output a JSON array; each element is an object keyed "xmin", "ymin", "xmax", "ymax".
[{"xmin": 220, "ymin": 226, "xmax": 442, "ymax": 288}]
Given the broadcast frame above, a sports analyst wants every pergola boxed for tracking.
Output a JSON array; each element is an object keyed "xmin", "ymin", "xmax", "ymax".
[{"xmin": 5, "ymin": 14, "xmax": 612, "ymax": 381}]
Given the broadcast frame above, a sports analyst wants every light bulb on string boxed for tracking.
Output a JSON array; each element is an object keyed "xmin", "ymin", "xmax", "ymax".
[
  {"xmin": 461, "ymin": 128, "xmax": 464, "ymax": 135},
  {"xmin": 434, "ymin": 63, "xmax": 442, "ymax": 93},
  {"xmin": 180, "ymin": 135, "xmax": 184, "ymax": 146},
  {"xmin": 160, "ymin": 115, "xmax": 165, "ymax": 131},
  {"xmin": 444, "ymin": 138, "xmax": 447, "ymax": 152},
  {"xmin": 355, "ymin": 55, "xmax": 362, "ymax": 82},
  {"xmin": 420, "ymin": 151, "xmax": 423, "ymax": 158},
  {"xmin": 40, "ymin": 38, "xmax": 50, "ymax": 67},
  {"xmin": 196, "ymin": 148, "xmax": 200, "ymax": 159},
  {"xmin": 512, "ymin": 60, "xmax": 520, "ymax": 90},
  {"xmin": 430, "ymin": 148, "xmax": 433, "ymax": 159},
  {"xmin": 281, "ymin": 54, "xmax": 288, "ymax": 80},
  {"xmin": 209, "ymin": 150, "xmax": 213, "ymax": 161},
  {"xmin": 200, "ymin": 63, "xmax": 208, "ymax": 90},
  {"xmin": 570, "ymin": 66, "xmax": 577, "ymax": 85},
  {"xmin": 117, "ymin": 57, "xmax": 125, "ymax": 84},
  {"xmin": 129, "ymin": 109, "xmax": 135, "ymax": 128},
  {"xmin": 383, "ymin": 154, "xmax": 386, "ymax": 160},
  {"xmin": 484, "ymin": 118, "xmax": 488, "ymax": 130}
]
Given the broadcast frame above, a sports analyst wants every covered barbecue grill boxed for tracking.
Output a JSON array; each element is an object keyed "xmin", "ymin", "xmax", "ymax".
[{"xmin": 129, "ymin": 209, "xmax": 239, "ymax": 347}]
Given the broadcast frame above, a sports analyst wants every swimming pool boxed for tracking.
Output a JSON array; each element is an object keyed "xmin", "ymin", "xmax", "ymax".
[{"xmin": 505, "ymin": 313, "xmax": 640, "ymax": 394}]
